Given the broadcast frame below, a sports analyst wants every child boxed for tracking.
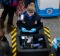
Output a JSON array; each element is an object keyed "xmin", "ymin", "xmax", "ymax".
[{"xmin": 17, "ymin": 3, "xmax": 43, "ymax": 33}]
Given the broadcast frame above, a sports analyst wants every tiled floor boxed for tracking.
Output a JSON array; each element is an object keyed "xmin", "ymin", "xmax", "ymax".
[{"xmin": 42, "ymin": 17, "xmax": 60, "ymax": 40}]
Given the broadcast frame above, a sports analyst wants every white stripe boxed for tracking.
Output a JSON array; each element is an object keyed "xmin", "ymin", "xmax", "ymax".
[{"xmin": 20, "ymin": 14, "xmax": 24, "ymax": 20}]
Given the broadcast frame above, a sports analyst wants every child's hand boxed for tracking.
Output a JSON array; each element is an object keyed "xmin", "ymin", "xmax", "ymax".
[
  {"xmin": 29, "ymin": 28, "xmax": 36, "ymax": 32},
  {"xmin": 21, "ymin": 27, "xmax": 27, "ymax": 32}
]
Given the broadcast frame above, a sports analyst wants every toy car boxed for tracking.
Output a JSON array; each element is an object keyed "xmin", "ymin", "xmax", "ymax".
[
  {"xmin": 16, "ymin": 22, "xmax": 51, "ymax": 56},
  {"xmin": 52, "ymin": 38, "xmax": 60, "ymax": 56}
]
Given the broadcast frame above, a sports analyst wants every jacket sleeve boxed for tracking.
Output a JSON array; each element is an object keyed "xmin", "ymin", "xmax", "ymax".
[
  {"xmin": 16, "ymin": 14, "xmax": 24, "ymax": 29},
  {"xmin": 35, "ymin": 15, "xmax": 43, "ymax": 30},
  {"xmin": 17, "ymin": 20, "xmax": 23, "ymax": 29}
]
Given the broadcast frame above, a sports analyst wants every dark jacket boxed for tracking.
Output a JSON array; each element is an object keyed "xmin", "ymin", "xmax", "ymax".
[{"xmin": 17, "ymin": 12, "xmax": 43, "ymax": 31}]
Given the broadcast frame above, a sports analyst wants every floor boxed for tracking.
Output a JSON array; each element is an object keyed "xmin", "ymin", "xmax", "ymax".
[{"xmin": 43, "ymin": 17, "xmax": 60, "ymax": 40}]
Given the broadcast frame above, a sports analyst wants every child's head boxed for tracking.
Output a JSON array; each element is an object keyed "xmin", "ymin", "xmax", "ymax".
[{"xmin": 27, "ymin": 3, "xmax": 35, "ymax": 13}]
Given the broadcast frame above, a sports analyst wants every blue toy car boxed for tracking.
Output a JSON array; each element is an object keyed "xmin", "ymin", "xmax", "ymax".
[
  {"xmin": 52, "ymin": 38, "xmax": 60, "ymax": 56},
  {"xmin": 52, "ymin": 38, "xmax": 60, "ymax": 50}
]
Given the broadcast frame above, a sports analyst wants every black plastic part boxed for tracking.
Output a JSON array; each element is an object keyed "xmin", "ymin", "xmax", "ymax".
[
  {"xmin": 16, "ymin": 27, "xmax": 51, "ymax": 56},
  {"xmin": 56, "ymin": 46, "xmax": 60, "ymax": 56},
  {"xmin": 17, "ymin": 51, "xmax": 49, "ymax": 56}
]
